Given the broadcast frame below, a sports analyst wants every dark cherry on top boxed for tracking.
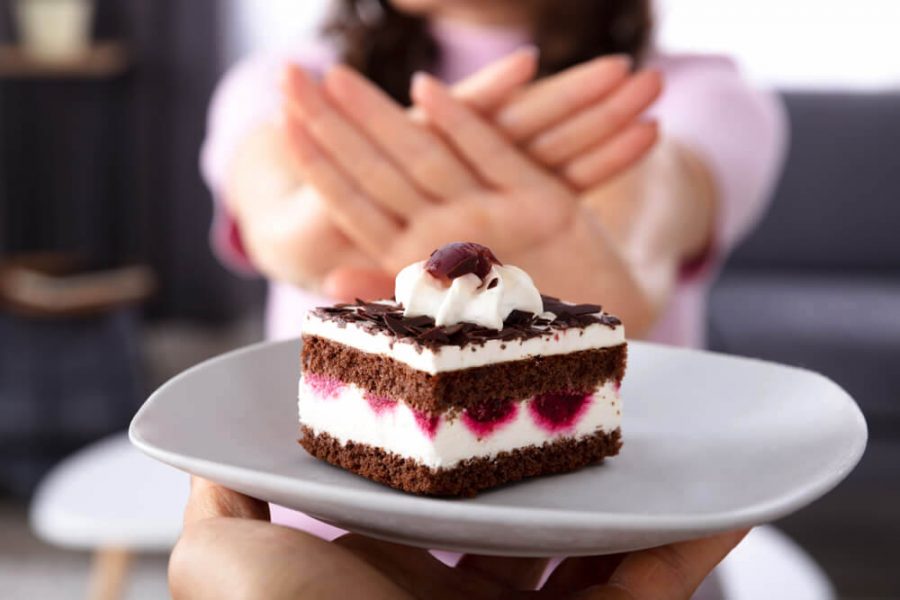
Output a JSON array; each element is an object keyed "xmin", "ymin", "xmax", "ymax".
[{"xmin": 424, "ymin": 242, "xmax": 501, "ymax": 284}]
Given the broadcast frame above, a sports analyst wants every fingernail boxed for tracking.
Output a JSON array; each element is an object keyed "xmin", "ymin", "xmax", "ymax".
[
  {"xmin": 411, "ymin": 71, "xmax": 433, "ymax": 97},
  {"xmin": 519, "ymin": 44, "xmax": 540, "ymax": 61},
  {"xmin": 610, "ymin": 53, "xmax": 634, "ymax": 71},
  {"xmin": 637, "ymin": 117, "xmax": 661, "ymax": 137},
  {"xmin": 325, "ymin": 63, "xmax": 348, "ymax": 81}
]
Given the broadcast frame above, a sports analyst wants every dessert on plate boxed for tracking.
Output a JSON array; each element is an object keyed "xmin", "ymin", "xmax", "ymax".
[{"xmin": 298, "ymin": 243, "xmax": 626, "ymax": 497}]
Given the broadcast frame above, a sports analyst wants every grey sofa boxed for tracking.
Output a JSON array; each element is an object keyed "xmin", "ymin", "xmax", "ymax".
[{"xmin": 708, "ymin": 92, "xmax": 900, "ymax": 596}]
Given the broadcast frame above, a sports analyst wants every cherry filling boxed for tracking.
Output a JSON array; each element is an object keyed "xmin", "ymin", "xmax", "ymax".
[
  {"xmin": 462, "ymin": 400, "xmax": 518, "ymax": 439},
  {"xmin": 364, "ymin": 393, "xmax": 398, "ymax": 416},
  {"xmin": 304, "ymin": 373, "xmax": 344, "ymax": 399},
  {"xmin": 412, "ymin": 409, "xmax": 441, "ymax": 439},
  {"xmin": 529, "ymin": 391, "xmax": 592, "ymax": 433}
]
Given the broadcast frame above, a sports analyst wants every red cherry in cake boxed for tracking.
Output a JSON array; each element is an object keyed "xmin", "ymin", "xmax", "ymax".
[
  {"xmin": 413, "ymin": 409, "xmax": 441, "ymax": 439},
  {"xmin": 364, "ymin": 393, "xmax": 397, "ymax": 416},
  {"xmin": 305, "ymin": 373, "xmax": 344, "ymax": 399},
  {"xmin": 462, "ymin": 400, "xmax": 518, "ymax": 439},
  {"xmin": 425, "ymin": 242, "xmax": 501, "ymax": 284},
  {"xmin": 529, "ymin": 392, "xmax": 592, "ymax": 433}
]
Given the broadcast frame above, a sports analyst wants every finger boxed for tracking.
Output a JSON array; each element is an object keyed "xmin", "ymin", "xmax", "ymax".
[
  {"xmin": 412, "ymin": 73, "xmax": 557, "ymax": 190},
  {"xmin": 541, "ymin": 554, "xmax": 627, "ymax": 593},
  {"xmin": 495, "ymin": 54, "xmax": 633, "ymax": 142},
  {"xmin": 183, "ymin": 477, "xmax": 270, "ymax": 525},
  {"xmin": 284, "ymin": 65, "xmax": 429, "ymax": 217},
  {"xmin": 450, "ymin": 46, "xmax": 539, "ymax": 113},
  {"xmin": 456, "ymin": 555, "xmax": 550, "ymax": 591},
  {"xmin": 171, "ymin": 521, "xmax": 411, "ymax": 600},
  {"xmin": 284, "ymin": 118, "xmax": 398, "ymax": 257},
  {"xmin": 324, "ymin": 65, "xmax": 482, "ymax": 199},
  {"xmin": 321, "ymin": 266, "xmax": 395, "ymax": 302},
  {"xmin": 563, "ymin": 120, "xmax": 660, "ymax": 189},
  {"xmin": 581, "ymin": 530, "xmax": 750, "ymax": 600},
  {"xmin": 336, "ymin": 534, "xmax": 506, "ymax": 598},
  {"xmin": 528, "ymin": 69, "xmax": 663, "ymax": 167}
]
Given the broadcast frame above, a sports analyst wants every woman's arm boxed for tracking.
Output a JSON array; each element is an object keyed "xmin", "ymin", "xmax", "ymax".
[
  {"xmin": 213, "ymin": 51, "xmax": 662, "ymax": 291},
  {"xmin": 519, "ymin": 140, "xmax": 716, "ymax": 338},
  {"xmin": 534, "ymin": 57, "xmax": 787, "ymax": 339},
  {"xmin": 284, "ymin": 70, "xmax": 716, "ymax": 338},
  {"xmin": 217, "ymin": 49, "xmax": 553, "ymax": 287},
  {"xmin": 281, "ymin": 71, "xmax": 673, "ymax": 336},
  {"xmin": 214, "ymin": 52, "xmax": 548, "ymax": 288}
]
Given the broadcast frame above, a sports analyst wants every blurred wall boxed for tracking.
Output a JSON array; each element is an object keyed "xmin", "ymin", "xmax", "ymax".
[
  {"xmin": 0, "ymin": 0, "xmax": 263, "ymax": 321},
  {"xmin": 223, "ymin": 0, "xmax": 328, "ymax": 62}
]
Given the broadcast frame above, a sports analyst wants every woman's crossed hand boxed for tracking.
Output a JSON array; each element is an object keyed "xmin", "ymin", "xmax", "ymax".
[{"xmin": 272, "ymin": 50, "xmax": 661, "ymax": 297}]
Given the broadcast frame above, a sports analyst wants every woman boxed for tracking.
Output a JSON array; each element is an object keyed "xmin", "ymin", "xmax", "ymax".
[
  {"xmin": 181, "ymin": 0, "xmax": 787, "ymax": 597},
  {"xmin": 202, "ymin": 0, "xmax": 786, "ymax": 347}
]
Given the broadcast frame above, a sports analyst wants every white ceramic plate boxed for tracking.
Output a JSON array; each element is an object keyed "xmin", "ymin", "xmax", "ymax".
[{"xmin": 130, "ymin": 340, "xmax": 866, "ymax": 556}]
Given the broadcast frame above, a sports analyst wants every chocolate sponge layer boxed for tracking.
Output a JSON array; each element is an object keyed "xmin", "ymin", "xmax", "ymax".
[
  {"xmin": 299, "ymin": 425, "xmax": 622, "ymax": 497},
  {"xmin": 301, "ymin": 335, "xmax": 626, "ymax": 414}
]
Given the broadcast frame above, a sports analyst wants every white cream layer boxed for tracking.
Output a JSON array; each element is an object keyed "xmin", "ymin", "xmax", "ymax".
[
  {"xmin": 302, "ymin": 311, "xmax": 625, "ymax": 374},
  {"xmin": 395, "ymin": 261, "xmax": 543, "ymax": 330},
  {"xmin": 298, "ymin": 379, "xmax": 621, "ymax": 470}
]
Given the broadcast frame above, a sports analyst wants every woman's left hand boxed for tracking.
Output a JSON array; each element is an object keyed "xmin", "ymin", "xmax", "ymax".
[
  {"xmin": 283, "ymin": 67, "xmax": 633, "ymax": 299},
  {"xmin": 291, "ymin": 68, "xmax": 576, "ymax": 256}
]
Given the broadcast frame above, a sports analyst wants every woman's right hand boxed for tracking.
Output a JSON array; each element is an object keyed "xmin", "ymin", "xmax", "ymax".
[{"xmin": 234, "ymin": 49, "xmax": 661, "ymax": 290}]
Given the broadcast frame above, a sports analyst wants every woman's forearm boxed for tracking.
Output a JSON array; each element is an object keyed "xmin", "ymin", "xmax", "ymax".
[
  {"xmin": 520, "ymin": 209, "xmax": 659, "ymax": 337},
  {"xmin": 587, "ymin": 139, "xmax": 716, "ymax": 271},
  {"xmin": 525, "ymin": 138, "xmax": 717, "ymax": 339}
]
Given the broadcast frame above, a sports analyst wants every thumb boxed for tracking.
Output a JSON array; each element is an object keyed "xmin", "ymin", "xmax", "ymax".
[
  {"xmin": 183, "ymin": 477, "xmax": 270, "ymax": 525},
  {"xmin": 322, "ymin": 267, "xmax": 395, "ymax": 302}
]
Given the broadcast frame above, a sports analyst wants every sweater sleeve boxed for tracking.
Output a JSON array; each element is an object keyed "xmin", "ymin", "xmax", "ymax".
[
  {"xmin": 649, "ymin": 54, "xmax": 789, "ymax": 273},
  {"xmin": 199, "ymin": 41, "xmax": 336, "ymax": 273}
]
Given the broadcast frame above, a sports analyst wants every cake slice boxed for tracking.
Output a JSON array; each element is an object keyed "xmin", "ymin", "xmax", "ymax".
[{"xmin": 298, "ymin": 243, "xmax": 626, "ymax": 497}]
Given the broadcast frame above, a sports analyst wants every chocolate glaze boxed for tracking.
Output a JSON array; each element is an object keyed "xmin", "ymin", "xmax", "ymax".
[{"xmin": 311, "ymin": 296, "xmax": 622, "ymax": 352}]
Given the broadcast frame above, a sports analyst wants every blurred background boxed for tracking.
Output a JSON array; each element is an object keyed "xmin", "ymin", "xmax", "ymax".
[{"xmin": 0, "ymin": 0, "xmax": 897, "ymax": 598}]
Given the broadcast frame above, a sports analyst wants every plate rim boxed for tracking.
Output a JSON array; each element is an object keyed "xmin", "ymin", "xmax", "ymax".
[{"xmin": 129, "ymin": 338, "xmax": 868, "ymax": 535}]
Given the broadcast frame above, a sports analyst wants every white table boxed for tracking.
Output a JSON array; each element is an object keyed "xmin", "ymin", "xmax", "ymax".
[
  {"xmin": 29, "ymin": 434, "xmax": 834, "ymax": 600},
  {"xmin": 30, "ymin": 434, "xmax": 188, "ymax": 600}
]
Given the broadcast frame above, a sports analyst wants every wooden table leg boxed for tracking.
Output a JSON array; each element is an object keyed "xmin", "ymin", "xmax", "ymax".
[{"xmin": 87, "ymin": 547, "xmax": 133, "ymax": 600}]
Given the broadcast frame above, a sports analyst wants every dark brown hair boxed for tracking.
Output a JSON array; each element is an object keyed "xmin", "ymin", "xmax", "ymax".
[{"xmin": 329, "ymin": 0, "xmax": 654, "ymax": 105}]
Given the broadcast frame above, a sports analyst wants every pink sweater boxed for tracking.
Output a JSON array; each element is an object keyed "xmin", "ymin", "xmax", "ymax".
[{"xmin": 200, "ymin": 18, "xmax": 787, "ymax": 544}]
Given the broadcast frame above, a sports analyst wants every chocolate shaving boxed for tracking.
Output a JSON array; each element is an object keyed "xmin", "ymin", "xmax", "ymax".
[
  {"xmin": 383, "ymin": 314, "xmax": 410, "ymax": 336},
  {"xmin": 569, "ymin": 304, "xmax": 603, "ymax": 316},
  {"xmin": 404, "ymin": 315, "xmax": 434, "ymax": 328},
  {"xmin": 441, "ymin": 324, "xmax": 465, "ymax": 336},
  {"xmin": 309, "ymin": 295, "xmax": 616, "ymax": 352},
  {"xmin": 418, "ymin": 327, "xmax": 450, "ymax": 345},
  {"xmin": 505, "ymin": 310, "xmax": 534, "ymax": 326}
]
